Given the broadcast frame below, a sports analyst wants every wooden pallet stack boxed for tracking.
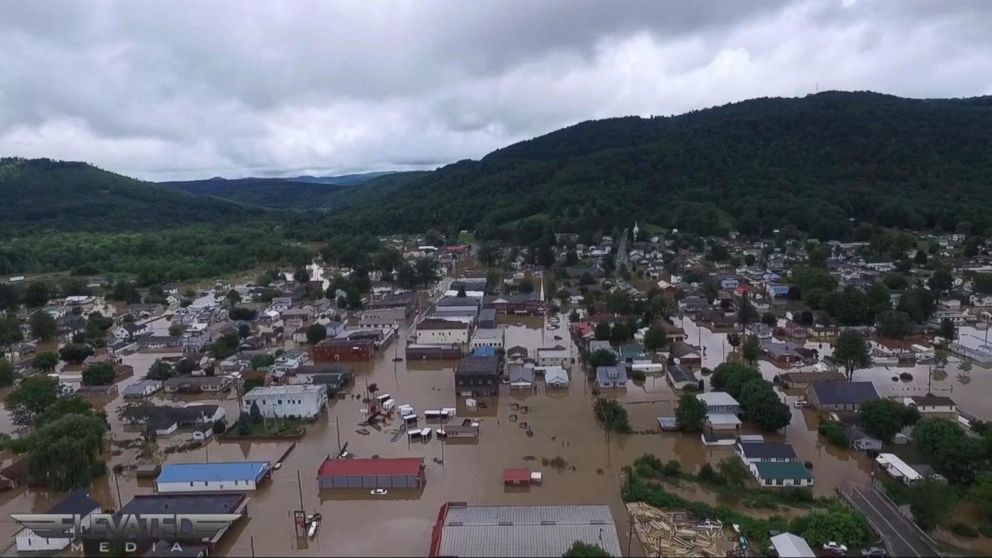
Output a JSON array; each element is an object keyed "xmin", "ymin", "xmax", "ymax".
[{"xmin": 625, "ymin": 502, "xmax": 726, "ymax": 557}]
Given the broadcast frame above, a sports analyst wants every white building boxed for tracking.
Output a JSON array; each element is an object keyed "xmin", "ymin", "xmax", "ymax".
[
  {"xmin": 415, "ymin": 319, "xmax": 471, "ymax": 345},
  {"xmin": 16, "ymin": 489, "xmax": 100, "ymax": 553},
  {"xmin": 469, "ymin": 328, "xmax": 505, "ymax": 350},
  {"xmin": 243, "ymin": 384, "xmax": 328, "ymax": 420},
  {"xmin": 536, "ymin": 346, "xmax": 570, "ymax": 368},
  {"xmin": 155, "ymin": 461, "xmax": 271, "ymax": 493}
]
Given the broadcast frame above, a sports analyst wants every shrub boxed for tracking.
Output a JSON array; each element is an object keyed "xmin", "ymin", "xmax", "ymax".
[
  {"xmin": 697, "ymin": 464, "xmax": 724, "ymax": 486},
  {"xmin": 662, "ymin": 460, "xmax": 682, "ymax": 477},
  {"xmin": 593, "ymin": 398, "xmax": 630, "ymax": 433},
  {"xmin": 630, "ymin": 369, "xmax": 646, "ymax": 382},
  {"xmin": 818, "ymin": 420, "xmax": 848, "ymax": 446},
  {"xmin": 950, "ymin": 523, "xmax": 979, "ymax": 538}
]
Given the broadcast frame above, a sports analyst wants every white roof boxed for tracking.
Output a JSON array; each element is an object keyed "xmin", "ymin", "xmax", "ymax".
[
  {"xmin": 876, "ymin": 453, "xmax": 922, "ymax": 481},
  {"xmin": 770, "ymin": 533, "xmax": 815, "ymax": 558},
  {"xmin": 545, "ymin": 366, "xmax": 569, "ymax": 384},
  {"xmin": 697, "ymin": 391, "xmax": 740, "ymax": 407},
  {"xmin": 706, "ymin": 413, "xmax": 742, "ymax": 426},
  {"xmin": 436, "ymin": 505, "xmax": 621, "ymax": 557},
  {"xmin": 245, "ymin": 384, "xmax": 327, "ymax": 397}
]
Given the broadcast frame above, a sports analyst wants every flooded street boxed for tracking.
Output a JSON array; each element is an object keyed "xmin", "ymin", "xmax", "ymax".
[{"xmin": 1, "ymin": 310, "xmax": 989, "ymax": 556}]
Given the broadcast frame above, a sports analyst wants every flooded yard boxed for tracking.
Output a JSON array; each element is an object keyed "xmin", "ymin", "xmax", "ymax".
[{"xmin": 2, "ymin": 310, "xmax": 989, "ymax": 555}]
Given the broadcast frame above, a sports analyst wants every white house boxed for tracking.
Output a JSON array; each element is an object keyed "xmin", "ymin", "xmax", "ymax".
[
  {"xmin": 903, "ymin": 395, "xmax": 957, "ymax": 418},
  {"xmin": 415, "ymin": 319, "xmax": 471, "ymax": 345},
  {"xmin": 243, "ymin": 384, "xmax": 328, "ymax": 420},
  {"xmin": 469, "ymin": 328, "xmax": 505, "ymax": 350},
  {"xmin": 536, "ymin": 346, "xmax": 570, "ymax": 368},
  {"xmin": 16, "ymin": 489, "xmax": 100, "ymax": 553},
  {"xmin": 155, "ymin": 461, "xmax": 271, "ymax": 493},
  {"xmin": 545, "ymin": 366, "xmax": 569, "ymax": 389}
]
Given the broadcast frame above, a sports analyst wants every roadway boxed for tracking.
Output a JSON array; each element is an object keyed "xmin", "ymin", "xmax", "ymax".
[{"xmin": 841, "ymin": 484, "xmax": 940, "ymax": 557}]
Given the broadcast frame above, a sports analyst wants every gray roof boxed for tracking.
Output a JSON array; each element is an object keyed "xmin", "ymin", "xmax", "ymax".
[
  {"xmin": 437, "ymin": 296, "xmax": 481, "ymax": 308},
  {"xmin": 810, "ymin": 381, "xmax": 879, "ymax": 405},
  {"xmin": 508, "ymin": 365, "xmax": 534, "ymax": 384},
  {"xmin": 456, "ymin": 356, "xmax": 499, "ymax": 377},
  {"xmin": 121, "ymin": 493, "xmax": 246, "ymax": 515},
  {"xmin": 436, "ymin": 504, "xmax": 622, "ymax": 557},
  {"xmin": 738, "ymin": 441, "xmax": 797, "ymax": 460},
  {"xmin": 667, "ymin": 364, "xmax": 696, "ymax": 384},
  {"xmin": 596, "ymin": 365, "xmax": 628, "ymax": 384}
]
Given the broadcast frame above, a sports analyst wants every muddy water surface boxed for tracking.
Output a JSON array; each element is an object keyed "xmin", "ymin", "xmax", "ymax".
[{"xmin": 4, "ymin": 311, "xmax": 992, "ymax": 556}]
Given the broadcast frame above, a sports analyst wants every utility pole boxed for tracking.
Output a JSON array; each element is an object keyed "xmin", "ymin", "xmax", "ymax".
[
  {"xmin": 112, "ymin": 469, "xmax": 123, "ymax": 509},
  {"xmin": 297, "ymin": 469, "xmax": 305, "ymax": 511},
  {"xmin": 335, "ymin": 416, "xmax": 341, "ymax": 455}
]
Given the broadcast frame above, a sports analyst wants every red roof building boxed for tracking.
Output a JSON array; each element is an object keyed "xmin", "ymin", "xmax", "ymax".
[
  {"xmin": 502, "ymin": 468, "xmax": 531, "ymax": 486},
  {"xmin": 317, "ymin": 457, "xmax": 425, "ymax": 489}
]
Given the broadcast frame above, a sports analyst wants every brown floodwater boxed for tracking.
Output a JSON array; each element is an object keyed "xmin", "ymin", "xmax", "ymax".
[{"xmin": 4, "ymin": 308, "xmax": 992, "ymax": 556}]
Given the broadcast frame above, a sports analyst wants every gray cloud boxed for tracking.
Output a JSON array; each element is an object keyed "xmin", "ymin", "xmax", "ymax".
[{"xmin": 0, "ymin": 0, "xmax": 990, "ymax": 180}]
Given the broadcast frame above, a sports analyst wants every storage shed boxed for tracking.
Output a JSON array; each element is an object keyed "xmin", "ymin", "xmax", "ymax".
[{"xmin": 317, "ymin": 457, "xmax": 426, "ymax": 489}]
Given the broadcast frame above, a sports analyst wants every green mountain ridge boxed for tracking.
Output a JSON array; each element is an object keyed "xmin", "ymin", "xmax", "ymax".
[
  {"xmin": 322, "ymin": 91, "xmax": 992, "ymax": 240},
  {"xmin": 4, "ymin": 91, "xmax": 992, "ymax": 245},
  {"xmin": 159, "ymin": 171, "xmax": 426, "ymax": 210},
  {"xmin": 0, "ymin": 158, "xmax": 252, "ymax": 237}
]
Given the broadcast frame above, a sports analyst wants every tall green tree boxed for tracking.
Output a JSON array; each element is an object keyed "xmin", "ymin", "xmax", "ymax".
[
  {"xmin": 741, "ymin": 335, "xmax": 760, "ymax": 364},
  {"xmin": 675, "ymin": 393, "xmax": 707, "ymax": 432},
  {"xmin": 833, "ymin": 330, "xmax": 871, "ymax": 381},
  {"xmin": 6, "ymin": 374, "xmax": 61, "ymax": 425},
  {"xmin": 81, "ymin": 363, "xmax": 115, "ymax": 386},
  {"xmin": 0, "ymin": 315, "xmax": 24, "ymax": 355},
  {"xmin": 0, "ymin": 358, "xmax": 14, "ymax": 387},
  {"xmin": 32, "ymin": 351, "xmax": 59, "ymax": 373},
  {"xmin": 23, "ymin": 282, "xmax": 51, "ymax": 308},
  {"xmin": 29, "ymin": 311, "xmax": 57, "ymax": 342}
]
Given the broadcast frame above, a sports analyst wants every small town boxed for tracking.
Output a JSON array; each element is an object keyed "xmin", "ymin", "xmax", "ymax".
[
  {"xmin": 2, "ymin": 3, "xmax": 991, "ymax": 557},
  {"xmin": 0, "ymin": 221, "xmax": 989, "ymax": 557}
]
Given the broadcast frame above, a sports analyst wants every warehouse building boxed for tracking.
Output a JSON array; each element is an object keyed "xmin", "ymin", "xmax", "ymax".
[
  {"xmin": 317, "ymin": 457, "xmax": 426, "ymax": 489},
  {"xmin": 155, "ymin": 461, "xmax": 271, "ymax": 493},
  {"xmin": 429, "ymin": 503, "xmax": 622, "ymax": 557}
]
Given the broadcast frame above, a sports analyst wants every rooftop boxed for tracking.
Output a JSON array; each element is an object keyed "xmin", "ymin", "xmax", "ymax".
[
  {"xmin": 432, "ymin": 503, "xmax": 622, "ymax": 557},
  {"xmin": 419, "ymin": 318, "xmax": 471, "ymax": 330},
  {"xmin": 244, "ymin": 384, "xmax": 327, "ymax": 397},
  {"xmin": 157, "ymin": 462, "xmax": 269, "ymax": 484},
  {"xmin": 696, "ymin": 391, "xmax": 739, "ymax": 408},
  {"xmin": 754, "ymin": 461, "xmax": 812, "ymax": 480},
  {"xmin": 456, "ymin": 356, "xmax": 500, "ymax": 377},
  {"xmin": 120, "ymin": 493, "xmax": 247, "ymax": 515},
  {"xmin": 810, "ymin": 381, "xmax": 879, "ymax": 405},
  {"xmin": 317, "ymin": 457, "xmax": 424, "ymax": 477},
  {"xmin": 738, "ymin": 441, "xmax": 798, "ymax": 460},
  {"xmin": 49, "ymin": 488, "xmax": 100, "ymax": 515}
]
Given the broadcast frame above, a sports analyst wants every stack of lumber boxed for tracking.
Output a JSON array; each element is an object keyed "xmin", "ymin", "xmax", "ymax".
[{"xmin": 625, "ymin": 502, "xmax": 726, "ymax": 557}]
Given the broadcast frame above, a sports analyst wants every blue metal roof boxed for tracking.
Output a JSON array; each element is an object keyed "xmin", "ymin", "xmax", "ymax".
[
  {"xmin": 472, "ymin": 346, "xmax": 497, "ymax": 357},
  {"xmin": 156, "ymin": 461, "xmax": 269, "ymax": 484}
]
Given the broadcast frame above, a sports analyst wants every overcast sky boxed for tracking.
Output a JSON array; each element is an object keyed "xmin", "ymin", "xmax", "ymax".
[{"xmin": 1, "ymin": 0, "xmax": 990, "ymax": 181}]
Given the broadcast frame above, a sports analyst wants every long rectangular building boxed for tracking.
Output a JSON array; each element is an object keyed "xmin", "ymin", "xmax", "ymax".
[
  {"xmin": 429, "ymin": 503, "xmax": 622, "ymax": 557},
  {"xmin": 317, "ymin": 457, "xmax": 426, "ymax": 489},
  {"xmin": 156, "ymin": 461, "xmax": 270, "ymax": 493}
]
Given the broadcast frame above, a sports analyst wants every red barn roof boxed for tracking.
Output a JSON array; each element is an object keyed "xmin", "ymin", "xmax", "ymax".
[
  {"xmin": 502, "ymin": 468, "xmax": 531, "ymax": 484},
  {"xmin": 317, "ymin": 457, "xmax": 424, "ymax": 477}
]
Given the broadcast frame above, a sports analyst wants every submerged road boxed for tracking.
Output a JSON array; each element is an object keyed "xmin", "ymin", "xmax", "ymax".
[{"xmin": 841, "ymin": 484, "xmax": 940, "ymax": 557}]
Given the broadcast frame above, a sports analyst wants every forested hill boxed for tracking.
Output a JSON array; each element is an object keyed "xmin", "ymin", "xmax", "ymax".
[
  {"xmin": 0, "ymin": 158, "xmax": 250, "ymax": 236},
  {"xmin": 323, "ymin": 91, "xmax": 992, "ymax": 241},
  {"xmin": 160, "ymin": 171, "xmax": 426, "ymax": 210}
]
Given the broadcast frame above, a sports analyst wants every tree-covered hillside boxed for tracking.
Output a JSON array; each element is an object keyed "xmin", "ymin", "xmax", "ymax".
[
  {"xmin": 0, "ymin": 158, "xmax": 249, "ymax": 236},
  {"xmin": 160, "ymin": 171, "xmax": 426, "ymax": 210},
  {"xmin": 321, "ymin": 91, "xmax": 992, "ymax": 241}
]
